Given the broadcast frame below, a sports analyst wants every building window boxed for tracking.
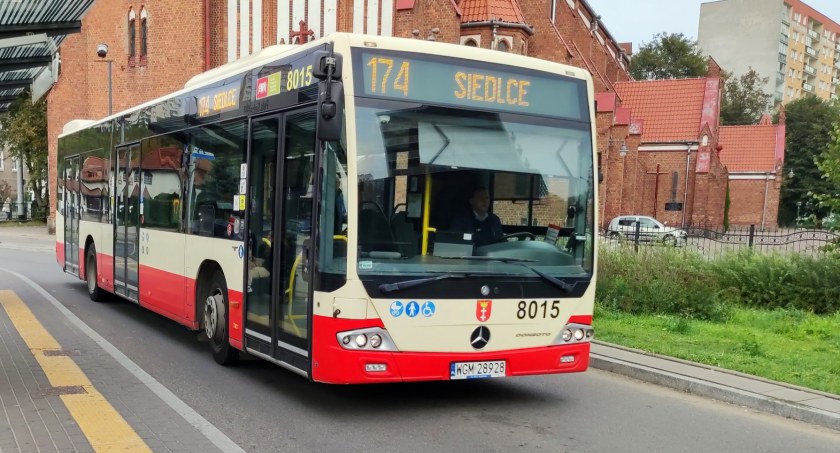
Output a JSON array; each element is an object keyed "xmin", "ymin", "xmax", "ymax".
[
  {"xmin": 128, "ymin": 8, "xmax": 136, "ymax": 57},
  {"xmin": 140, "ymin": 8, "xmax": 148, "ymax": 57},
  {"xmin": 143, "ymin": 172, "xmax": 153, "ymax": 185},
  {"xmin": 463, "ymin": 38, "xmax": 477, "ymax": 47},
  {"xmin": 497, "ymin": 39, "xmax": 509, "ymax": 52},
  {"xmin": 12, "ymin": 158, "xmax": 19, "ymax": 172}
]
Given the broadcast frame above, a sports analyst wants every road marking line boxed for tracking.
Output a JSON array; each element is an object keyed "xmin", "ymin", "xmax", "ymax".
[
  {"xmin": 0, "ymin": 290, "xmax": 152, "ymax": 452},
  {"xmin": 3, "ymin": 268, "xmax": 246, "ymax": 453}
]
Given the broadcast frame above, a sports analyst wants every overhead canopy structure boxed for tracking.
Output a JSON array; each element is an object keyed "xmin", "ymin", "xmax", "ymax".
[{"xmin": 0, "ymin": 0, "xmax": 95, "ymax": 112}]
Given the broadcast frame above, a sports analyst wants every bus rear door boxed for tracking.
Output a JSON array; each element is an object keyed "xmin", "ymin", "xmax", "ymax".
[
  {"xmin": 63, "ymin": 155, "xmax": 81, "ymax": 275},
  {"xmin": 114, "ymin": 143, "xmax": 140, "ymax": 301}
]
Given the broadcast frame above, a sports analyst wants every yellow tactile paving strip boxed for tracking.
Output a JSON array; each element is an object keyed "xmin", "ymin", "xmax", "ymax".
[{"xmin": 0, "ymin": 290, "xmax": 151, "ymax": 452}]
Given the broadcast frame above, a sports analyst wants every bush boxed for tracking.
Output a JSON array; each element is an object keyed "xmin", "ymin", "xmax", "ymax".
[
  {"xmin": 712, "ymin": 251, "xmax": 840, "ymax": 314},
  {"xmin": 597, "ymin": 245, "xmax": 840, "ymax": 319},
  {"xmin": 597, "ymin": 246, "xmax": 730, "ymax": 321}
]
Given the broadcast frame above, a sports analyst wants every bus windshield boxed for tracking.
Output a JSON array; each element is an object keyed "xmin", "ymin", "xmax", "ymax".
[{"xmin": 354, "ymin": 98, "xmax": 595, "ymax": 284}]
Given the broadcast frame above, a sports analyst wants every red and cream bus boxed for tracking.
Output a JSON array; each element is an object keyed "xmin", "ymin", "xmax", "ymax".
[{"xmin": 56, "ymin": 33, "xmax": 597, "ymax": 384}]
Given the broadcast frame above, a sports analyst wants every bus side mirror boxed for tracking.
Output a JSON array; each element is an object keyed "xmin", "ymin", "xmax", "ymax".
[
  {"xmin": 312, "ymin": 50, "xmax": 343, "ymax": 80},
  {"xmin": 317, "ymin": 80, "xmax": 344, "ymax": 141}
]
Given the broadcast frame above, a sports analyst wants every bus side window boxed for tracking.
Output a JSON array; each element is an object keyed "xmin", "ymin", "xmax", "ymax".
[{"xmin": 187, "ymin": 120, "xmax": 246, "ymax": 238}]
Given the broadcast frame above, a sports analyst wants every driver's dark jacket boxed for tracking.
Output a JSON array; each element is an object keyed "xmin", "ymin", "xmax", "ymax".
[{"xmin": 450, "ymin": 211, "xmax": 504, "ymax": 247}]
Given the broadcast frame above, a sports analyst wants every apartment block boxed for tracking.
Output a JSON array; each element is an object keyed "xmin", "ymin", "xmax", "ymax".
[{"xmin": 699, "ymin": 0, "xmax": 840, "ymax": 105}]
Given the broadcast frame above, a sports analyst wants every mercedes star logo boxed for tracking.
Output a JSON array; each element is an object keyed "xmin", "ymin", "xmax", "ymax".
[{"xmin": 470, "ymin": 326, "xmax": 491, "ymax": 350}]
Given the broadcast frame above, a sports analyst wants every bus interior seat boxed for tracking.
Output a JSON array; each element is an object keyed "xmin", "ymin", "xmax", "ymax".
[
  {"xmin": 198, "ymin": 204, "xmax": 215, "ymax": 236},
  {"xmin": 390, "ymin": 211, "xmax": 418, "ymax": 258},
  {"xmin": 358, "ymin": 204, "xmax": 395, "ymax": 253}
]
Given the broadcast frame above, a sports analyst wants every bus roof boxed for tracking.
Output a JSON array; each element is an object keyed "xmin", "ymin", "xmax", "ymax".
[{"xmin": 59, "ymin": 33, "xmax": 593, "ymax": 138}]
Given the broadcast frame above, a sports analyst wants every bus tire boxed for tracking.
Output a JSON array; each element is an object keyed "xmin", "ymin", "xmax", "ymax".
[
  {"xmin": 85, "ymin": 245, "xmax": 106, "ymax": 302},
  {"xmin": 202, "ymin": 269, "xmax": 239, "ymax": 365}
]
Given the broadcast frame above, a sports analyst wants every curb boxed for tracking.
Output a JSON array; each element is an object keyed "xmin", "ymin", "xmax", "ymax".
[{"xmin": 589, "ymin": 348, "xmax": 840, "ymax": 432}]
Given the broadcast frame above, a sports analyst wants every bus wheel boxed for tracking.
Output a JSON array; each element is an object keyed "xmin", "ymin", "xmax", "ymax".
[
  {"xmin": 203, "ymin": 269, "xmax": 239, "ymax": 365},
  {"xmin": 86, "ymin": 245, "xmax": 106, "ymax": 302}
]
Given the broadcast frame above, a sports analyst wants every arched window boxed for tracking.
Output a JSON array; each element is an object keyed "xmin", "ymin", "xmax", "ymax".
[
  {"xmin": 128, "ymin": 8, "xmax": 136, "ymax": 57},
  {"xmin": 496, "ymin": 39, "xmax": 509, "ymax": 52},
  {"xmin": 464, "ymin": 39, "xmax": 478, "ymax": 47},
  {"xmin": 140, "ymin": 8, "xmax": 148, "ymax": 57}
]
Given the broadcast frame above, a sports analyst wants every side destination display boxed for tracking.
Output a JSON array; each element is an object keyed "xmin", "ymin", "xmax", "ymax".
[{"xmin": 354, "ymin": 48, "xmax": 588, "ymax": 121}]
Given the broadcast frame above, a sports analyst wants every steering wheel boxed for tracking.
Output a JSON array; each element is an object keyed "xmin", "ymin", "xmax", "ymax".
[{"xmin": 499, "ymin": 232, "xmax": 536, "ymax": 242}]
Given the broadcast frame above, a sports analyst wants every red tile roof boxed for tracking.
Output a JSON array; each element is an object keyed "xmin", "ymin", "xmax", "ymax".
[
  {"xmin": 719, "ymin": 125, "xmax": 779, "ymax": 173},
  {"xmin": 459, "ymin": 0, "xmax": 526, "ymax": 24},
  {"xmin": 614, "ymin": 78, "xmax": 708, "ymax": 143}
]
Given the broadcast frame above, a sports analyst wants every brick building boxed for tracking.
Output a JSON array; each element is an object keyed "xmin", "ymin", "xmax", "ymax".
[
  {"xmin": 46, "ymin": 1, "xmax": 207, "ymax": 232},
  {"xmin": 48, "ymin": 0, "xmax": 759, "ymax": 232},
  {"xmin": 718, "ymin": 114, "xmax": 787, "ymax": 229},
  {"xmin": 47, "ymin": 0, "xmax": 636, "ymax": 231},
  {"xmin": 608, "ymin": 71, "xmax": 730, "ymax": 229}
]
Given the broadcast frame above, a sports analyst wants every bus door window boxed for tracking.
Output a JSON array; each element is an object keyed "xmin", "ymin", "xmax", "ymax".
[
  {"xmin": 279, "ymin": 110, "xmax": 317, "ymax": 342},
  {"xmin": 315, "ymin": 141, "xmax": 348, "ymax": 292},
  {"xmin": 245, "ymin": 117, "xmax": 279, "ymax": 338}
]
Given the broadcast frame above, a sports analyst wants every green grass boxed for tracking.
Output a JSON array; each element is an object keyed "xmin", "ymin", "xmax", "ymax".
[{"xmin": 595, "ymin": 306, "xmax": 840, "ymax": 395}]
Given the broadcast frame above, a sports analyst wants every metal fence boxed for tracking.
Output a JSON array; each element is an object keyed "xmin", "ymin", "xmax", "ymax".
[{"xmin": 601, "ymin": 224, "xmax": 840, "ymax": 260}]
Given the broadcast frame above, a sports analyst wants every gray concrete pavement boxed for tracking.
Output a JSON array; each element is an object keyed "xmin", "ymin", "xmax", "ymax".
[{"xmin": 2, "ymin": 224, "xmax": 838, "ymax": 443}]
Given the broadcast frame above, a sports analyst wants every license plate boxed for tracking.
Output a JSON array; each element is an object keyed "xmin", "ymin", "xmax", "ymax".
[{"xmin": 450, "ymin": 360, "xmax": 506, "ymax": 380}]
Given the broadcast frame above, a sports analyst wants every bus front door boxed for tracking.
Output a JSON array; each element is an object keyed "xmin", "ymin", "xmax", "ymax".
[
  {"xmin": 63, "ymin": 155, "xmax": 81, "ymax": 275},
  {"xmin": 244, "ymin": 109, "xmax": 316, "ymax": 373},
  {"xmin": 114, "ymin": 144, "xmax": 140, "ymax": 301}
]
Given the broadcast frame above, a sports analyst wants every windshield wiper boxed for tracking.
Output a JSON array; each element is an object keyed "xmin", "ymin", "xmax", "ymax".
[
  {"xmin": 378, "ymin": 273, "xmax": 465, "ymax": 294},
  {"xmin": 446, "ymin": 256, "xmax": 576, "ymax": 293}
]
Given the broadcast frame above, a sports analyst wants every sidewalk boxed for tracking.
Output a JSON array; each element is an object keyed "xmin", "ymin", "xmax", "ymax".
[
  {"xmin": 0, "ymin": 225, "xmax": 54, "ymax": 253},
  {"xmin": 590, "ymin": 342, "xmax": 840, "ymax": 431},
  {"xmin": 0, "ymin": 265, "xmax": 243, "ymax": 452}
]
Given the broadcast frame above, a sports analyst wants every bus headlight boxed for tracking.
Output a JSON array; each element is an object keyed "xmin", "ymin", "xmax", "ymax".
[
  {"xmin": 337, "ymin": 327, "xmax": 397, "ymax": 351},
  {"xmin": 562, "ymin": 329, "xmax": 572, "ymax": 342},
  {"xmin": 554, "ymin": 323, "xmax": 594, "ymax": 345},
  {"xmin": 354, "ymin": 334, "xmax": 368, "ymax": 347}
]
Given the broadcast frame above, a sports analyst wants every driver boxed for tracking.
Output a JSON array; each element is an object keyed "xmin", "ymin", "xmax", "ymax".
[{"xmin": 450, "ymin": 186, "xmax": 504, "ymax": 247}]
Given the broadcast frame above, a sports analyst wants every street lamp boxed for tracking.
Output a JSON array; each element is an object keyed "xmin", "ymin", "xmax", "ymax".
[
  {"xmin": 95, "ymin": 43, "xmax": 112, "ymax": 116},
  {"xmin": 796, "ymin": 201, "xmax": 802, "ymax": 224}
]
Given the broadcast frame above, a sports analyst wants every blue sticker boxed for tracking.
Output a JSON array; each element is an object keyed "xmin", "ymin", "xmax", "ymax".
[
  {"xmin": 238, "ymin": 244, "xmax": 244, "ymax": 259},
  {"xmin": 389, "ymin": 301, "xmax": 404, "ymax": 317},
  {"xmin": 405, "ymin": 301, "xmax": 420, "ymax": 318},
  {"xmin": 421, "ymin": 301, "xmax": 436, "ymax": 317}
]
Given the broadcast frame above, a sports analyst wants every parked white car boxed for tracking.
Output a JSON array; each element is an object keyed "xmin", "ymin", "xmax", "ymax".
[{"xmin": 606, "ymin": 215, "xmax": 688, "ymax": 246}]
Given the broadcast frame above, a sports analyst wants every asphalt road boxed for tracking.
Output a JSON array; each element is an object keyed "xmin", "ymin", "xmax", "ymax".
[{"xmin": 1, "ymin": 234, "xmax": 838, "ymax": 452}]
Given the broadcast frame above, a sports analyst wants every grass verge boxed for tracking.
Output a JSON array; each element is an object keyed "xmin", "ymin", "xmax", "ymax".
[{"xmin": 595, "ymin": 305, "xmax": 840, "ymax": 395}]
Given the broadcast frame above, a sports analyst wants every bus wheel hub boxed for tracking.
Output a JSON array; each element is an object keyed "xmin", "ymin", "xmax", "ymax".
[{"xmin": 204, "ymin": 293, "xmax": 223, "ymax": 340}]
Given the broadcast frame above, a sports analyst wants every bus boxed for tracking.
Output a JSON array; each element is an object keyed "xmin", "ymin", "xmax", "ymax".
[{"xmin": 56, "ymin": 33, "xmax": 597, "ymax": 384}]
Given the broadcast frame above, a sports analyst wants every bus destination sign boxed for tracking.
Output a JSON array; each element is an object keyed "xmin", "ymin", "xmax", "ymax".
[
  {"xmin": 197, "ymin": 86, "xmax": 240, "ymax": 118},
  {"xmin": 356, "ymin": 49, "xmax": 586, "ymax": 120}
]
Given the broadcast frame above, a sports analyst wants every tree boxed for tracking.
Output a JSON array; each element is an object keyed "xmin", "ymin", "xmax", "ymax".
[
  {"xmin": 0, "ymin": 90, "xmax": 48, "ymax": 217},
  {"xmin": 629, "ymin": 33, "xmax": 708, "ymax": 80},
  {"xmin": 815, "ymin": 123, "xmax": 840, "ymax": 228},
  {"xmin": 778, "ymin": 96, "xmax": 840, "ymax": 225},
  {"xmin": 720, "ymin": 68, "xmax": 773, "ymax": 125}
]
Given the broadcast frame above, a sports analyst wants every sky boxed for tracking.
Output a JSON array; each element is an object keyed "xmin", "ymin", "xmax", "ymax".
[{"xmin": 584, "ymin": 0, "xmax": 840, "ymax": 51}]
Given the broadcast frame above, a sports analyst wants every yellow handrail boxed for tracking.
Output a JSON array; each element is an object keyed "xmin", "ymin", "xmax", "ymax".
[
  {"xmin": 285, "ymin": 253, "xmax": 303, "ymax": 337},
  {"xmin": 421, "ymin": 173, "xmax": 436, "ymax": 255}
]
